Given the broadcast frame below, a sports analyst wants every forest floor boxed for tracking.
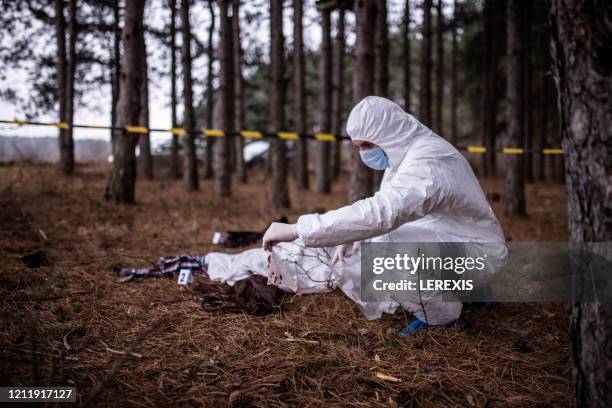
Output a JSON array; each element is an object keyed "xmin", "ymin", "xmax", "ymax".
[{"xmin": 0, "ymin": 161, "xmax": 571, "ymax": 407}]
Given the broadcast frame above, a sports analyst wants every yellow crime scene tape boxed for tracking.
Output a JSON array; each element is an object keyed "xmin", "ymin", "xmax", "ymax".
[{"xmin": 0, "ymin": 119, "xmax": 565, "ymax": 153}]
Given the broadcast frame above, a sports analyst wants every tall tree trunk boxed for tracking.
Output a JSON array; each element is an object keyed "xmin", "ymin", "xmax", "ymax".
[
  {"xmin": 549, "ymin": 2, "xmax": 612, "ymax": 407},
  {"xmin": 504, "ymin": 0, "xmax": 526, "ymax": 216},
  {"xmin": 450, "ymin": 0, "xmax": 458, "ymax": 145},
  {"xmin": 403, "ymin": 0, "xmax": 411, "ymax": 112},
  {"xmin": 419, "ymin": 0, "xmax": 433, "ymax": 126},
  {"xmin": 269, "ymin": 0, "xmax": 290, "ymax": 208},
  {"xmin": 331, "ymin": 9, "xmax": 345, "ymax": 180},
  {"xmin": 374, "ymin": 0, "xmax": 389, "ymax": 97},
  {"xmin": 480, "ymin": 0, "xmax": 499, "ymax": 177},
  {"xmin": 216, "ymin": 0, "xmax": 233, "ymax": 197},
  {"xmin": 316, "ymin": 9, "xmax": 332, "ymax": 194},
  {"xmin": 435, "ymin": 0, "xmax": 444, "ymax": 135},
  {"xmin": 203, "ymin": 0, "xmax": 216, "ymax": 179},
  {"xmin": 538, "ymin": 74, "xmax": 549, "ymax": 181},
  {"xmin": 348, "ymin": 0, "xmax": 376, "ymax": 203},
  {"xmin": 105, "ymin": 0, "xmax": 146, "ymax": 204},
  {"xmin": 232, "ymin": 0, "xmax": 246, "ymax": 183},
  {"xmin": 169, "ymin": 0, "xmax": 180, "ymax": 178},
  {"xmin": 54, "ymin": 0, "xmax": 68, "ymax": 174},
  {"xmin": 63, "ymin": 0, "xmax": 77, "ymax": 175},
  {"xmin": 110, "ymin": 0, "xmax": 121, "ymax": 155},
  {"xmin": 181, "ymin": 0, "xmax": 198, "ymax": 191},
  {"xmin": 138, "ymin": 40, "xmax": 152, "ymax": 180},
  {"xmin": 293, "ymin": 0, "xmax": 309, "ymax": 190},
  {"xmin": 523, "ymin": 1, "xmax": 533, "ymax": 183}
]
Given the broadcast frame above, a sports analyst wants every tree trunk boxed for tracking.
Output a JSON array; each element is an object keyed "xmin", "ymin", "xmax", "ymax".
[
  {"xmin": 331, "ymin": 9, "xmax": 345, "ymax": 180},
  {"xmin": 293, "ymin": 0, "xmax": 308, "ymax": 190},
  {"xmin": 538, "ymin": 75, "xmax": 549, "ymax": 181},
  {"xmin": 348, "ymin": 0, "xmax": 376, "ymax": 204},
  {"xmin": 549, "ymin": 2, "xmax": 612, "ymax": 407},
  {"xmin": 480, "ymin": 0, "xmax": 493, "ymax": 177},
  {"xmin": 63, "ymin": 0, "xmax": 77, "ymax": 175},
  {"xmin": 316, "ymin": 9, "xmax": 332, "ymax": 194},
  {"xmin": 105, "ymin": 0, "xmax": 146, "ymax": 204},
  {"xmin": 419, "ymin": 0, "xmax": 433, "ymax": 127},
  {"xmin": 523, "ymin": 1, "xmax": 533, "ymax": 183},
  {"xmin": 403, "ymin": 0, "xmax": 411, "ymax": 112},
  {"xmin": 54, "ymin": 0, "xmax": 68, "ymax": 174},
  {"xmin": 181, "ymin": 0, "xmax": 198, "ymax": 191},
  {"xmin": 203, "ymin": 0, "xmax": 216, "ymax": 179},
  {"xmin": 504, "ymin": 0, "xmax": 526, "ymax": 216},
  {"xmin": 374, "ymin": 0, "xmax": 389, "ymax": 97},
  {"xmin": 111, "ymin": 0, "xmax": 121, "ymax": 156},
  {"xmin": 435, "ymin": 0, "xmax": 444, "ymax": 135},
  {"xmin": 216, "ymin": 1, "xmax": 233, "ymax": 197},
  {"xmin": 269, "ymin": 0, "xmax": 290, "ymax": 209},
  {"xmin": 169, "ymin": 0, "xmax": 180, "ymax": 179},
  {"xmin": 450, "ymin": 0, "xmax": 458, "ymax": 145},
  {"xmin": 232, "ymin": 0, "xmax": 246, "ymax": 183},
  {"xmin": 138, "ymin": 40, "xmax": 152, "ymax": 180}
]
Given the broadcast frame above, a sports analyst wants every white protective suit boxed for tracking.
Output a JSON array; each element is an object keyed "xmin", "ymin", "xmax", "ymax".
[{"xmin": 205, "ymin": 96, "xmax": 506, "ymax": 324}]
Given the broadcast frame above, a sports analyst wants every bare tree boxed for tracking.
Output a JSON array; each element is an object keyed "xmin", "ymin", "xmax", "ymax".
[
  {"xmin": 549, "ymin": 1, "xmax": 612, "ymax": 406},
  {"xmin": 203, "ymin": 0, "xmax": 216, "ymax": 179},
  {"xmin": 111, "ymin": 0, "xmax": 121, "ymax": 154},
  {"xmin": 269, "ymin": 0, "xmax": 290, "ymax": 208},
  {"xmin": 450, "ymin": 0, "xmax": 457, "ymax": 144},
  {"xmin": 374, "ymin": 0, "xmax": 389, "ymax": 97},
  {"xmin": 54, "ymin": 0, "xmax": 70, "ymax": 175},
  {"xmin": 169, "ymin": 0, "xmax": 181, "ymax": 178},
  {"xmin": 403, "ymin": 0, "xmax": 411, "ymax": 112},
  {"xmin": 480, "ymin": 0, "xmax": 499, "ymax": 177},
  {"xmin": 232, "ymin": 0, "xmax": 246, "ymax": 183},
  {"xmin": 216, "ymin": 0, "xmax": 233, "ymax": 197},
  {"xmin": 138, "ymin": 40, "xmax": 152, "ymax": 180},
  {"xmin": 316, "ymin": 8, "xmax": 332, "ymax": 194},
  {"xmin": 181, "ymin": 0, "xmax": 198, "ymax": 191},
  {"xmin": 105, "ymin": 0, "xmax": 147, "ymax": 203},
  {"xmin": 419, "ymin": 0, "xmax": 433, "ymax": 126},
  {"xmin": 293, "ymin": 0, "xmax": 308, "ymax": 190},
  {"xmin": 64, "ymin": 0, "xmax": 77, "ymax": 174},
  {"xmin": 504, "ymin": 0, "xmax": 526, "ymax": 216},
  {"xmin": 331, "ymin": 8, "xmax": 345, "ymax": 180},
  {"xmin": 523, "ymin": 1, "xmax": 534, "ymax": 183},
  {"xmin": 348, "ymin": 0, "xmax": 376, "ymax": 203},
  {"xmin": 434, "ymin": 0, "xmax": 444, "ymax": 134}
]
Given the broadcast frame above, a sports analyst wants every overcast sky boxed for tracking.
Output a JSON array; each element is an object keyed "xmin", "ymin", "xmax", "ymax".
[{"xmin": 0, "ymin": 0, "xmax": 424, "ymax": 147}]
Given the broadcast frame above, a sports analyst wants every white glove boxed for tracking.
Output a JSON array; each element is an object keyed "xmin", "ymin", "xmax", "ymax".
[
  {"xmin": 262, "ymin": 222, "xmax": 298, "ymax": 251},
  {"xmin": 331, "ymin": 241, "xmax": 362, "ymax": 264}
]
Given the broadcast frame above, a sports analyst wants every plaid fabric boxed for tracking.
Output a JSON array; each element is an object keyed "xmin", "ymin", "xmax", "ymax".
[{"xmin": 114, "ymin": 254, "xmax": 208, "ymax": 279}]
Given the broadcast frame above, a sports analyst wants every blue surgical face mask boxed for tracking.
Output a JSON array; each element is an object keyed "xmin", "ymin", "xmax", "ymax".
[{"xmin": 360, "ymin": 147, "xmax": 389, "ymax": 170}]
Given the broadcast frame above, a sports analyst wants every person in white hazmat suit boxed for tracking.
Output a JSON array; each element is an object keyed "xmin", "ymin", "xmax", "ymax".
[{"xmin": 259, "ymin": 96, "xmax": 507, "ymax": 334}]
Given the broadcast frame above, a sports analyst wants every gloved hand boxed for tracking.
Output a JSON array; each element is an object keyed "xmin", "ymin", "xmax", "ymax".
[
  {"xmin": 331, "ymin": 241, "xmax": 362, "ymax": 264},
  {"xmin": 262, "ymin": 222, "xmax": 298, "ymax": 251}
]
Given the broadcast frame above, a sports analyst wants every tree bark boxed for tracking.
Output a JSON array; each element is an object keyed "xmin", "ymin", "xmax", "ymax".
[
  {"xmin": 504, "ymin": 0, "xmax": 526, "ymax": 216},
  {"xmin": 348, "ymin": 0, "xmax": 376, "ymax": 203},
  {"xmin": 374, "ymin": 0, "xmax": 389, "ymax": 97},
  {"xmin": 403, "ymin": 0, "xmax": 411, "ymax": 112},
  {"xmin": 293, "ymin": 0, "xmax": 309, "ymax": 190},
  {"xmin": 538, "ymin": 74, "xmax": 549, "ymax": 181},
  {"xmin": 232, "ymin": 0, "xmax": 246, "ymax": 183},
  {"xmin": 181, "ymin": 0, "xmax": 198, "ymax": 191},
  {"xmin": 54, "ymin": 0, "xmax": 68, "ymax": 174},
  {"xmin": 105, "ymin": 0, "xmax": 146, "ymax": 204},
  {"xmin": 111, "ymin": 0, "xmax": 121, "ymax": 156},
  {"xmin": 450, "ymin": 0, "xmax": 458, "ymax": 145},
  {"xmin": 63, "ymin": 0, "xmax": 77, "ymax": 175},
  {"xmin": 480, "ymin": 0, "xmax": 493, "ymax": 177},
  {"xmin": 269, "ymin": 0, "xmax": 290, "ymax": 209},
  {"xmin": 169, "ymin": 0, "xmax": 180, "ymax": 178},
  {"xmin": 549, "ymin": 2, "xmax": 612, "ymax": 405},
  {"xmin": 435, "ymin": 0, "xmax": 444, "ymax": 135},
  {"xmin": 203, "ymin": 0, "xmax": 216, "ymax": 179},
  {"xmin": 138, "ymin": 40, "xmax": 152, "ymax": 180},
  {"xmin": 523, "ymin": 1, "xmax": 533, "ymax": 183},
  {"xmin": 419, "ymin": 0, "xmax": 433, "ymax": 127},
  {"xmin": 331, "ymin": 8, "xmax": 345, "ymax": 180},
  {"xmin": 316, "ymin": 9, "xmax": 332, "ymax": 194},
  {"xmin": 216, "ymin": 0, "xmax": 233, "ymax": 197}
]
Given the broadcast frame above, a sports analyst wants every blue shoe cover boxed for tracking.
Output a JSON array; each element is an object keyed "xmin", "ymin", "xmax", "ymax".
[{"xmin": 399, "ymin": 319, "xmax": 430, "ymax": 336}]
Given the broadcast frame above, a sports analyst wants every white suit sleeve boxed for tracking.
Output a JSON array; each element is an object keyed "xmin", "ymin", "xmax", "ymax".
[{"xmin": 296, "ymin": 157, "xmax": 445, "ymax": 247}]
